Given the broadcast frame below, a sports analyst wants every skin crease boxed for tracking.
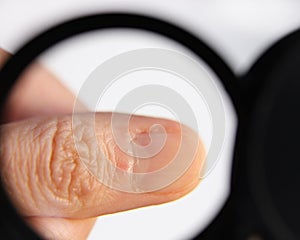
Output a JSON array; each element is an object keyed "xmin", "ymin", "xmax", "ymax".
[{"xmin": 0, "ymin": 48, "xmax": 205, "ymax": 239}]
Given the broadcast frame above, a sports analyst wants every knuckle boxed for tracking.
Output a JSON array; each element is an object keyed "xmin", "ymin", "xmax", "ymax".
[
  {"xmin": 33, "ymin": 116, "xmax": 98, "ymax": 212},
  {"xmin": 50, "ymin": 118, "xmax": 89, "ymax": 196},
  {"xmin": 1, "ymin": 116, "xmax": 111, "ymax": 217}
]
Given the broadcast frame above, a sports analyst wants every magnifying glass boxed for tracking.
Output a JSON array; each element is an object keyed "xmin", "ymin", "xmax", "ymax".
[{"xmin": 0, "ymin": 12, "xmax": 299, "ymax": 240}]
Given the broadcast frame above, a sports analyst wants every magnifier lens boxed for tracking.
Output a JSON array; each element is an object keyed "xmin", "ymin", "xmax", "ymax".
[
  {"xmin": 36, "ymin": 29, "xmax": 234, "ymax": 193},
  {"xmin": 1, "ymin": 24, "xmax": 237, "ymax": 240}
]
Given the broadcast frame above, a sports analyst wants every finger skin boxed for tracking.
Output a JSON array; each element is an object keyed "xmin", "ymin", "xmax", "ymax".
[
  {"xmin": 0, "ymin": 48, "xmax": 76, "ymax": 122},
  {"xmin": 2, "ymin": 62, "xmax": 76, "ymax": 122},
  {"xmin": 0, "ymin": 48, "xmax": 96, "ymax": 239},
  {"xmin": 0, "ymin": 48, "xmax": 9, "ymax": 65},
  {"xmin": 0, "ymin": 113, "xmax": 205, "ymax": 219},
  {"xmin": 25, "ymin": 217, "xmax": 96, "ymax": 240}
]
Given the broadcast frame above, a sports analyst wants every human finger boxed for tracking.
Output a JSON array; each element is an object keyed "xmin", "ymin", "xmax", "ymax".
[{"xmin": 0, "ymin": 113, "xmax": 205, "ymax": 219}]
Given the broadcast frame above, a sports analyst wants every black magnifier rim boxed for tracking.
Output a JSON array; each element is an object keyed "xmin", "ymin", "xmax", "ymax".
[
  {"xmin": 0, "ymin": 13, "xmax": 240, "ymax": 111},
  {"xmin": 0, "ymin": 12, "xmax": 239, "ymax": 239}
]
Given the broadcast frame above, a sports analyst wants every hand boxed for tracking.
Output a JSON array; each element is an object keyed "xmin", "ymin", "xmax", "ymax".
[{"xmin": 0, "ymin": 49, "xmax": 205, "ymax": 240}]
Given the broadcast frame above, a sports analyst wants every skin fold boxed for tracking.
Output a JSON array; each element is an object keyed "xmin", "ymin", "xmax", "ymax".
[{"xmin": 0, "ymin": 48, "xmax": 205, "ymax": 240}]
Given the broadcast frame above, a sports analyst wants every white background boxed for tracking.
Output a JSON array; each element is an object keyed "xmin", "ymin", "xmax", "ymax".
[{"xmin": 1, "ymin": 1, "xmax": 300, "ymax": 240}]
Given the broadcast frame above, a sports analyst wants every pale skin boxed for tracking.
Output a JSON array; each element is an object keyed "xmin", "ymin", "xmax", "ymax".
[{"xmin": 0, "ymin": 48, "xmax": 205, "ymax": 239}]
